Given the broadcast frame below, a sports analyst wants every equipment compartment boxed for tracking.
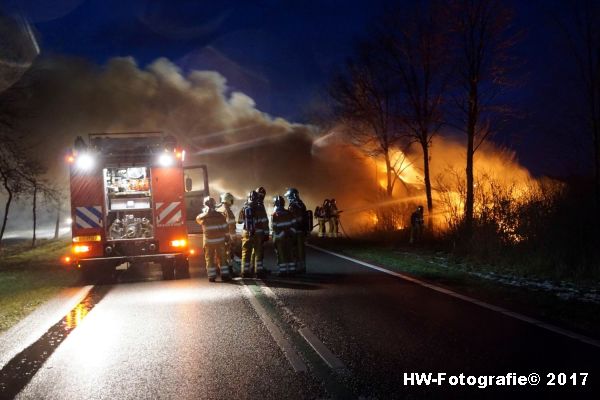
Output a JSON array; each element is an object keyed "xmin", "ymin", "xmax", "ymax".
[{"xmin": 103, "ymin": 167, "xmax": 154, "ymax": 240}]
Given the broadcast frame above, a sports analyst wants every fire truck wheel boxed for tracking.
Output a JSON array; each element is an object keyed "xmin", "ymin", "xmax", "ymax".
[
  {"xmin": 175, "ymin": 257, "xmax": 190, "ymax": 279},
  {"xmin": 161, "ymin": 260, "xmax": 175, "ymax": 280}
]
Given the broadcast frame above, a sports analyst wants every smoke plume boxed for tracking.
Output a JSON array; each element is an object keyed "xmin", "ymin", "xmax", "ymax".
[{"xmin": 1, "ymin": 55, "xmax": 538, "ymax": 236}]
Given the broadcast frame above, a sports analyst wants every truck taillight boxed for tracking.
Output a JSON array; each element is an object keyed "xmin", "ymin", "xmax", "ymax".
[
  {"xmin": 170, "ymin": 239, "xmax": 187, "ymax": 248},
  {"xmin": 72, "ymin": 245, "xmax": 90, "ymax": 254}
]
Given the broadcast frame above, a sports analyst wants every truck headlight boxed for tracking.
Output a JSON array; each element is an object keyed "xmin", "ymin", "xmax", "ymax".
[
  {"xmin": 158, "ymin": 153, "xmax": 173, "ymax": 167},
  {"xmin": 75, "ymin": 153, "xmax": 94, "ymax": 170}
]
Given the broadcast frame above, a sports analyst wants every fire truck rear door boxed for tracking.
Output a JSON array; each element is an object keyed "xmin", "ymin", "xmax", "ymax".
[{"xmin": 183, "ymin": 165, "xmax": 209, "ymax": 234}]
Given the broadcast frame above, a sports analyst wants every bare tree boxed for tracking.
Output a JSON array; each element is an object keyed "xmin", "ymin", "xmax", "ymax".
[
  {"xmin": 381, "ymin": 0, "xmax": 450, "ymax": 223},
  {"xmin": 447, "ymin": 0, "xmax": 518, "ymax": 235},
  {"xmin": 330, "ymin": 44, "xmax": 404, "ymax": 197},
  {"xmin": 21, "ymin": 160, "xmax": 48, "ymax": 247},
  {"xmin": 0, "ymin": 134, "xmax": 27, "ymax": 244}
]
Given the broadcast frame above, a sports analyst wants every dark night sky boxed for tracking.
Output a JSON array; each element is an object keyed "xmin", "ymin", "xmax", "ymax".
[{"xmin": 0, "ymin": 0, "xmax": 591, "ymax": 176}]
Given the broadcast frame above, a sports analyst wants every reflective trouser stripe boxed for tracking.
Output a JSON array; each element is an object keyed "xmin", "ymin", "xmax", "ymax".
[
  {"xmin": 241, "ymin": 232, "xmax": 264, "ymax": 273},
  {"xmin": 205, "ymin": 243, "xmax": 226, "ymax": 277},
  {"xmin": 278, "ymin": 264, "xmax": 287, "ymax": 273},
  {"xmin": 274, "ymin": 236, "xmax": 292, "ymax": 269},
  {"xmin": 221, "ymin": 265, "xmax": 230, "ymax": 276},
  {"xmin": 287, "ymin": 262, "xmax": 296, "ymax": 272}
]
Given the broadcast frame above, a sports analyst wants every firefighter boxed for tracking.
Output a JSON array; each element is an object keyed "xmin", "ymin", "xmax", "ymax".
[
  {"xmin": 271, "ymin": 195, "xmax": 296, "ymax": 275},
  {"xmin": 285, "ymin": 188, "xmax": 309, "ymax": 273},
  {"xmin": 218, "ymin": 192, "xmax": 237, "ymax": 275},
  {"xmin": 238, "ymin": 190, "xmax": 268, "ymax": 277},
  {"xmin": 328, "ymin": 198, "xmax": 340, "ymax": 237},
  {"xmin": 196, "ymin": 197, "xmax": 230, "ymax": 282},
  {"xmin": 409, "ymin": 205, "xmax": 424, "ymax": 244},
  {"xmin": 251, "ymin": 186, "xmax": 268, "ymax": 269},
  {"xmin": 315, "ymin": 200, "xmax": 328, "ymax": 238}
]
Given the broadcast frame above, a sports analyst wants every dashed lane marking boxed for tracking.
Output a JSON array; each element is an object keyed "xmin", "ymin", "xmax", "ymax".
[
  {"xmin": 240, "ymin": 282, "xmax": 307, "ymax": 373},
  {"xmin": 308, "ymin": 244, "xmax": 600, "ymax": 349}
]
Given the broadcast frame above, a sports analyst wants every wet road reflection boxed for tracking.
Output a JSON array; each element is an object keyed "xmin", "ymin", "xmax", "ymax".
[{"xmin": 0, "ymin": 286, "xmax": 110, "ymax": 399}]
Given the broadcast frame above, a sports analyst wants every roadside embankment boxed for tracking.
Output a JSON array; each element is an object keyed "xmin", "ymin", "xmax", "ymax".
[
  {"xmin": 0, "ymin": 239, "xmax": 79, "ymax": 332},
  {"xmin": 311, "ymin": 237, "xmax": 600, "ymax": 338}
]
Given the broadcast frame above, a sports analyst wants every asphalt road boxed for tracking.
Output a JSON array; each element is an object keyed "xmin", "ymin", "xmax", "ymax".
[{"xmin": 2, "ymin": 244, "xmax": 599, "ymax": 399}]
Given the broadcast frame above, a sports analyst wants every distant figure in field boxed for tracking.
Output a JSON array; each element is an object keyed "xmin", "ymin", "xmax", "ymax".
[{"xmin": 409, "ymin": 205, "xmax": 424, "ymax": 244}]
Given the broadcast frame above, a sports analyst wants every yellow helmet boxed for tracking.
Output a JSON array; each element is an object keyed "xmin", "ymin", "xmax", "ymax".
[{"xmin": 220, "ymin": 192, "xmax": 234, "ymax": 206}]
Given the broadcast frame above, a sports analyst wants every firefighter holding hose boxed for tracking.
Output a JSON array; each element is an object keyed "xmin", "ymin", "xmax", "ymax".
[
  {"xmin": 327, "ymin": 198, "xmax": 340, "ymax": 237},
  {"xmin": 315, "ymin": 200, "xmax": 328, "ymax": 238},
  {"xmin": 196, "ymin": 197, "xmax": 230, "ymax": 282},
  {"xmin": 409, "ymin": 205, "xmax": 424, "ymax": 244},
  {"xmin": 271, "ymin": 195, "xmax": 296, "ymax": 276}
]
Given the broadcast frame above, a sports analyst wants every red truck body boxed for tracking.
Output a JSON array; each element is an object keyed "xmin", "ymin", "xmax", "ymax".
[{"xmin": 65, "ymin": 132, "xmax": 208, "ymax": 280}]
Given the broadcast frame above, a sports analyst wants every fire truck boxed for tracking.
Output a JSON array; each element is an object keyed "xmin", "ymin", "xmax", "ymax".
[{"xmin": 64, "ymin": 132, "xmax": 208, "ymax": 281}]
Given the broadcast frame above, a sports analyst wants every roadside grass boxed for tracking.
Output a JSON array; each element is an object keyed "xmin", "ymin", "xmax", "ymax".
[
  {"xmin": 0, "ymin": 239, "xmax": 79, "ymax": 332},
  {"xmin": 313, "ymin": 237, "xmax": 600, "ymax": 338}
]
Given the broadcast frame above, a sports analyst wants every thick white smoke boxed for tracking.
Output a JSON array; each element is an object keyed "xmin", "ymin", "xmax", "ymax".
[{"xmin": 1, "ymin": 55, "xmax": 377, "ymax": 236}]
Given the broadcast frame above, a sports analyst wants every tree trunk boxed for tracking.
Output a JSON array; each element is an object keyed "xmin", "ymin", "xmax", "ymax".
[
  {"xmin": 464, "ymin": 80, "xmax": 478, "ymax": 237},
  {"xmin": 0, "ymin": 190, "xmax": 13, "ymax": 245},
  {"xmin": 31, "ymin": 184, "xmax": 37, "ymax": 248},
  {"xmin": 384, "ymin": 150, "xmax": 393, "ymax": 197},
  {"xmin": 421, "ymin": 140, "xmax": 434, "ymax": 229},
  {"xmin": 54, "ymin": 201, "xmax": 61, "ymax": 240}
]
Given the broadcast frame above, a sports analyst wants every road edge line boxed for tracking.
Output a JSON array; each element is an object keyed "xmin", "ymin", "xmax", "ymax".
[
  {"xmin": 308, "ymin": 244, "xmax": 600, "ymax": 349},
  {"xmin": 240, "ymin": 282, "xmax": 307, "ymax": 373},
  {"xmin": 297, "ymin": 327, "xmax": 347, "ymax": 372},
  {"xmin": 258, "ymin": 282, "xmax": 348, "ymax": 373}
]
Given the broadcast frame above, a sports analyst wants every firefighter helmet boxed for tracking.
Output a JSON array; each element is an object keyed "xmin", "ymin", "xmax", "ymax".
[
  {"xmin": 220, "ymin": 192, "xmax": 234, "ymax": 206},
  {"xmin": 256, "ymin": 186, "xmax": 266, "ymax": 200},
  {"xmin": 284, "ymin": 188, "xmax": 299, "ymax": 200},
  {"xmin": 204, "ymin": 196, "xmax": 217, "ymax": 209},
  {"xmin": 249, "ymin": 190, "xmax": 259, "ymax": 203},
  {"xmin": 273, "ymin": 195, "xmax": 285, "ymax": 208}
]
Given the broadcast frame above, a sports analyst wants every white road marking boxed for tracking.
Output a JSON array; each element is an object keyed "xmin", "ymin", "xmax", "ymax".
[
  {"xmin": 258, "ymin": 282, "xmax": 304, "ymax": 327},
  {"xmin": 298, "ymin": 328, "xmax": 346, "ymax": 372},
  {"xmin": 240, "ymin": 283, "xmax": 307, "ymax": 373},
  {"xmin": 308, "ymin": 244, "xmax": 600, "ymax": 349},
  {"xmin": 257, "ymin": 281, "xmax": 347, "ymax": 373}
]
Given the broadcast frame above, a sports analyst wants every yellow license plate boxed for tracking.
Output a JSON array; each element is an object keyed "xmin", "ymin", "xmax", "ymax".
[{"xmin": 73, "ymin": 235, "xmax": 102, "ymax": 243}]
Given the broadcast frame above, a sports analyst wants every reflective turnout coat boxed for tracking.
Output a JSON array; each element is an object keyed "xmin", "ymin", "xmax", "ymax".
[{"xmin": 197, "ymin": 209, "xmax": 229, "ymax": 278}]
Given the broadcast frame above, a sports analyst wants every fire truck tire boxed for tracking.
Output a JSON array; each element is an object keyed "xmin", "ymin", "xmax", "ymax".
[
  {"xmin": 175, "ymin": 257, "xmax": 190, "ymax": 279},
  {"xmin": 161, "ymin": 260, "xmax": 175, "ymax": 280}
]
